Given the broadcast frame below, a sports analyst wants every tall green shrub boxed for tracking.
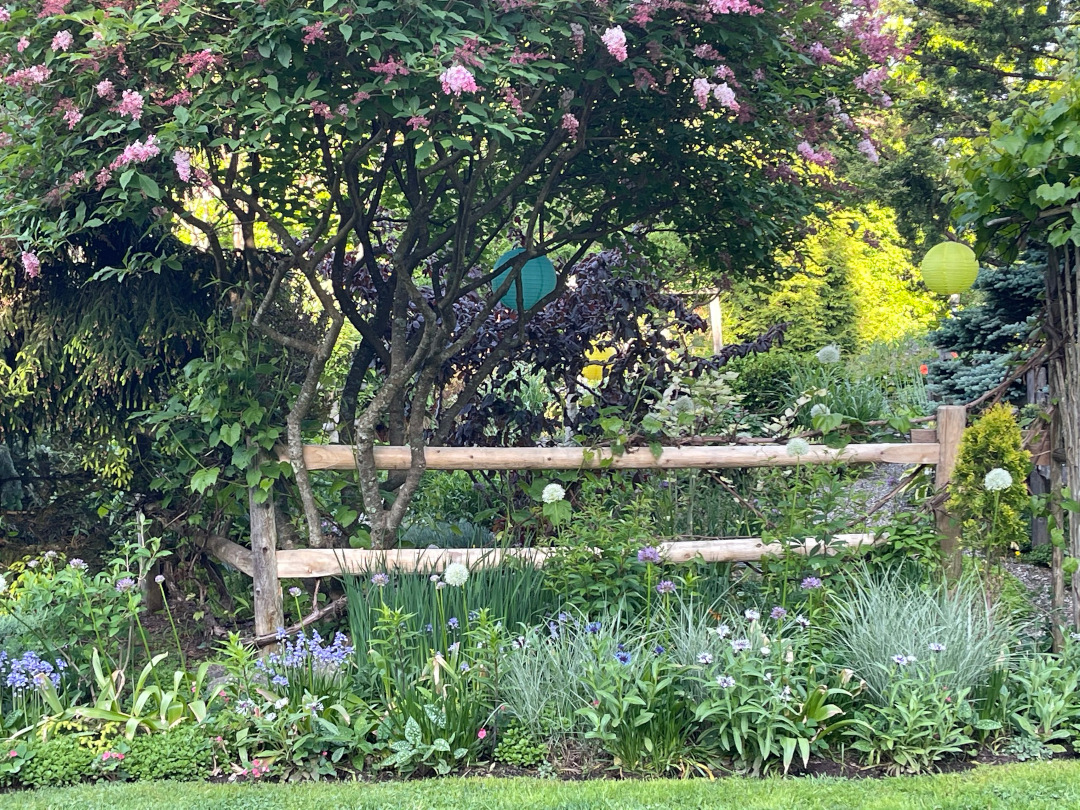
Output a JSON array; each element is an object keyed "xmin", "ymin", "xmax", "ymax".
[{"xmin": 947, "ymin": 404, "xmax": 1032, "ymax": 562}]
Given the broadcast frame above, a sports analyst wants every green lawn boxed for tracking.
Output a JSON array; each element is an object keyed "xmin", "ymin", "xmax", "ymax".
[{"xmin": 5, "ymin": 761, "xmax": 1080, "ymax": 810}]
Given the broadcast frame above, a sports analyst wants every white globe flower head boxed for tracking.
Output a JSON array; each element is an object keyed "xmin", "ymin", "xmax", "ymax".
[
  {"xmin": 810, "ymin": 403, "xmax": 830, "ymax": 418},
  {"xmin": 815, "ymin": 345, "xmax": 841, "ymax": 364},
  {"xmin": 542, "ymin": 483, "xmax": 566, "ymax": 504},
  {"xmin": 443, "ymin": 562, "xmax": 470, "ymax": 587},
  {"xmin": 983, "ymin": 467, "xmax": 1013, "ymax": 492},
  {"xmin": 785, "ymin": 438, "xmax": 811, "ymax": 458}
]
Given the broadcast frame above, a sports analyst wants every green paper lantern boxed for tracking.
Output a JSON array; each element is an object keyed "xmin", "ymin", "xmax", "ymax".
[
  {"xmin": 492, "ymin": 248, "xmax": 556, "ymax": 310},
  {"xmin": 920, "ymin": 241, "xmax": 978, "ymax": 295}
]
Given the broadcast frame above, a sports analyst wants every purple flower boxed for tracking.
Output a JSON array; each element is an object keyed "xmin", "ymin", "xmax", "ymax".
[
  {"xmin": 115, "ymin": 577, "xmax": 136, "ymax": 593},
  {"xmin": 795, "ymin": 615, "xmax": 811, "ymax": 628},
  {"xmin": 892, "ymin": 654, "xmax": 911, "ymax": 666},
  {"xmin": 770, "ymin": 606, "xmax": 787, "ymax": 620},
  {"xmin": 656, "ymin": 580, "xmax": 676, "ymax": 595},
  {"xmin": 288, "ymin": 586, "xmax": 302, "ymax": 597},
  {"xmin": 585, "ymin": 621, "xmax": 602, "ymax": 634},
  {"xmin": 697, "ymin": 652, "xmax": 713, "ymax": 665},
  {"xmin": 637, "ymin": 546, "xmax": 662, "ymax": 565},
  {"xmin": 371, "ymin": 573, "xmax": 390, "ymax": 588},
  {"xmin": 716, "ymin": 675, "xmax": 736, "ymax": 689},
  {"xmin": 801, "ymin": 576, "xmax": 823, "ymax": 590},
  {"xmin": 653, "ymin": 644, "xmax": 665, "ymax": 655},
  {"xmin": 447, "ymin": 617, "xmax": 459, "ymax": 630},
  {"xmin": 928, "ymin": 642, "xmax": 946, "ymax": 653},
  {"xmin": 69, "ymin": 558, "xmax": 87, "ymax": 571},
  {"xmin": 614, "ymin": 650, "xmax": 631, "ymax": 665},
  {"xmin": 731, "ymin": 638, "xmax": 751, "ymax": 653}
]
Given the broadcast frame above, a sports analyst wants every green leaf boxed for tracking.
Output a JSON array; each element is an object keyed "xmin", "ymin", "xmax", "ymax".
[
  {"xmin": 137, "ymin": 174, "xmax": 161, "ymax": 199},
  {"xmin": 277, "ymin": 42, "xmax": 292, "ymax": 68},
  {"xmin": 190, "ymin": 467, "xmax": 220, "ymax": 494}
]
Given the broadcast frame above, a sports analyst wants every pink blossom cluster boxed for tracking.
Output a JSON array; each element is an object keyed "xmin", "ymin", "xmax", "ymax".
[
  {"xmin": 4, "ymin": 64, "xmax": 50, "ymax": 90},
  {"xmin": 502, "ymin": 85, "xmax": 523, "ymax": 115},
  {"xmin": 0, "ymin": 132, "xmax": 11, "ymax": 147},
  {"xmin": 114, "ymin": 89, "xmax": 144, "ymax": 120},
  {"xmin": 569, "ymin": 23, "xmax": 584, "ymax": 55},
  {"xmin": 178, "ymin": 48, "xmax": 222, "ymax": 78},
  {"xmin": 350, "ymin": 89, "xmax": 370, "ymax": 105},
  {"xmin": 0, "ymin": 8, "xmax": 9, "ymax": 21},
  {"xmin": 602, "ymin": 26, "xmax": 627, "ymax": 62},
  {"xmin": 439, "ymin": 64, "xmax": 478, "ymax": 96},
  {"xmin": 101, "ymin": 751, "xmax": 125, "ymax": 761},
  {"xmin": 796, "ymin": 140, "xmax": 835, "ymax": 166},
  {"xmin": 706, "ymin": 0, "xmax": 764, "ymax": 15},
  {"xmin": 173, "ymin": 150, "xmax": 191, "ymax": 182},
  {"xmin": 853, "ymin": 67, "xmax": 888, "ymax": 95},
  {"xmin": 37, "ymin": 0, "xmax": 67, "ymax": 17},
  {"xmin": 406, "ymin": 115, "xmax": 429, "ymax": 130},
  {"xmin": 693, "ymin": 78, "xmax": 739, "ymax": 111},
  {"xmin": 302, "ymin": 21, "xmax": 327, "ymax": 46},
  {"xmin": 633, "ymin": 67, "xmax": 657, "ymax": 91},
  {"xmin": 54, "ymin": 98, "xmax": 82, "ymax": 129},
  {"xmin": 110, "ymin": 134, "xmax": 159, "ymax": 171},
  {"xmin": 16, "ymin": 36, "xmax": 27, "ymax": 52},
  {"xmin": 561, "ymin": 112, "xmax": 579, "ymax": 138},
  {"xmin": 509, "ymin": 49, "xmax": 545, "ymax": 65},
  {"xmin": 630, "ymin": 0, "xmax": 655, "ymax": 25},
  {"xmin": 240, "ymin": 759, "xmax": 270, "ymax": 779},
  {"xmin": 857, "ymin": 137, "xmax": 879, "ymax": 163},
  {"xmin": 95, "ymin": 168, "xmax": 111, "ymax": 190},
  {"xmin": 370, "ymin": 56, "xmax": 409, "ymax": 84},
  {"xmin": 21, "ymin": 251, "xmax": 39, "ymax": 278},
  {"xmin": 95, "ymin": 79, "xmax": 115, "ymax": 98},
  {"xmin": 162, "ymin": 89, "xmax": 192, "ymax": 107},
  {"xmin": 452, "ymin": 38, "xmax": 491, "ymax": 68},
  {"xmin": 51, "ymin": 30, "xmax": 73, "ymax": 51},
  {"xmin": 693, "ymin": 44, "xmax": 722, "ymax": 60},
  {"xmin": 310, "ymin": 100, "xmax": 332, "ymax": 118},
  {"xmin": 808, "ymin": 42, "xmax": 836, "ymax": 65}
]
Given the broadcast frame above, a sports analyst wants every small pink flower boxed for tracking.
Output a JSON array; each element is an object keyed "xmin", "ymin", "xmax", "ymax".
[
  {"xmin": 857, "ymin": 138, "xmax": 879, "ymax": 164},
  {"xmin": 8, "ymin": 750, "xmax": 17, "ymax": 758},
  {"xmin": 712, "ymin": 82, "xmax": 739, "ymax": 112},
  {"xmin": 301, "ymin": 21, "xmax": 326, "ymax": 46},
  {"xmin": 692, "ymin": 78, "xmax": 711, "ymax": 109},
  {"xmin": 173, "ymin": 150, "xmax": 191, "ymax": 182},
  {"xmin": 114, "ymin": 89, "xmax": 144, "ymax": 121},
  {"xmin": 406, "ymin": 115, "xmax": 429, "ymax": 130},
  {"xmin": 477, "ymin": 728, "xmax": 487, "ymax": 739},
  {"xmin": 439, "ymin": 64, "xmax": 477, "ymax": 96},
  {"xmin": 16, "ymin": 36, "xmax": 29, "ymax": 52},
  {"xmin": 0, "ymin": 8, "xmax": 10, "ymax": 22},
  {"xmin": 51, "ymin": 30, "xmax": 73, "ymax": 51},
  {"xmin": 95, "ymin": 79, "xmax": 115, "ymax": 99},
  {"xmin": 95, "ymin": 168, "xmax": 112, "ymax": 190},
  {"xmin": 601, "ymin": 26, "xmax": 627, "ymax": 62},
  {"xmin": 21, "ymin": 251, "xmax": 40, "ymax": 278},
  {"xmin": 561, "ymin": 113, "xmax": 579, "ymax": 138}
]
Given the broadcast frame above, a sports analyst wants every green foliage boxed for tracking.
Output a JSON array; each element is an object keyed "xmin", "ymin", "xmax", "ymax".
[
  {"xmin": 493, "ymin": 722, "xmax": 547, "ymax": 769},
  {"xmin": 1004, "ymin": 735, "xmax": 1054, "ymax": 762},
  {"xmin": 125, "ymin": 726, "xmax": 212, "ymax": 782},
  {"xmin": 947, "ymin": 405, "xmax": 1032, "ymax": 563},
  {"xmin": 19, "ymin": 735, "xmax": 95, "ymax": 788}
]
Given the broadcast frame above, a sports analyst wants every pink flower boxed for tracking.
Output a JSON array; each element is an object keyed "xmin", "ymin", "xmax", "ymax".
[
  {"xmin": 692, "ymin": 78, "xmax": 711, "ymax": 109},
  {"xmin": 310, "ymin": 101, "xmax": 332, "ymax": 118},
  {"xmin": 796, "ymin": 140, "xmax": 835, "ymax": 166},
  {"xmin": 854, "ymin": 67, "xmax": 888, "ymax": 95},
  {"xmin": 7, "ymin": 750, "xmax": 16, "ymax": 758},
  {"xmin": 707, "ymin": 0, "xmax": 764, "ymax": 14},
  {"xmin": 858, "ymin": 138, "xmax": 879, "ymax": 163},
  {"xmin": 502, "ymin": 85, "xmax": 523, "ymax": 115},
  {"xmin": 406, "ymin": 115, "xmax": 429, "ymax": 130},
  {"xmin": 370, "ymin": 57, "xmax": 409, "ymax": 84},
  {"xmin": 51, "ymin": 30, "xmax": 73, "ymax": 51},
  {"xmin": 3, "ymin": 64, "xmax": 50, "ymax": 90},
  {"xmin": 114, "ymin": 89, "xmax": 144, "ymax": 121},
  {"xmin": 561, "ymin": 112, "xmax": 579, "ymax": 138},
  {"xmin": 601, "ymin": 26, "xmax": 627, "ymax": 62},
  {"xmin": 569, "ymin": 22, "xmax": 584, "ymax": 55},
  {"xmin": 38, "ymin": 0, "xmax": 67, "ymax": 16},
  {"xmin": 16, "ymin": 36, "xmax": 28, "ymax": 52},
  {"xmin": 21, "ymin": 252, "xmax": 40, "ymax": 278},
  {"xmin": 95, "ymin": 168, "xmax": 111, "ymax": 189},
  {"xmin": 351, "ymin": 90, "xmax": 371, "ymax": 105},
  {"xmin": 477, "ymin": 728, "xmax": 487, "ymax": 739},
  {"xmin": 713, "ymin": 82, "xmax": 739, "ymax": 112},
  {"xmin": 439, "ymin": 64, "xmax": 478, "ymax": 96},
  {"xmin": 808, "ymin": 42, "xmax": 835, "ymax": 65},
  {"xmin": 178, "ymin": 49, "xmax": 221, "ymax": 78},
  {"xmin": 173, "ymin": 150, "xmax": 191, "ymax": 182},
  {"xmin": 302, "ymin": 21, "xmax": 327, "ymax": 46},
  {"xmin": 110, "ymin": 135, "xmax": 160, "ymax": 170},
  {"xmin": 0, "ymin": 8, "xmax": 10, "ymax": 22},
  {"xmin": 95, "ymin": 79, "xmax": 115, "ymax": 99}
]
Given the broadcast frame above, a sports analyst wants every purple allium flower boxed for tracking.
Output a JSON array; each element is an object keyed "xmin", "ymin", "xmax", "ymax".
[
  {"xmin": 656, "ymin": 579, "xmax": 677, "ymax": 595},
  {"xmin": 637, "ymin": 546, "xmax": 662, "ymax": 565},
  {"xmin": 371, "ymin": 573, "xmax": 390, "ymax": 588},
  {"xmin": 585, "ymin": 621, "xmax": 602, "ymax": 634},
  {"xmin": 69, "ymin": 558, "xmax": 87, "ymax": 571},
  {"xmin": 801, "ymin": 576, "xmax": 823, "ymax": 590},
  {"xmin": 928, "ymin": 643, "xmax": 946, "ymax": 653},
  {"xmin": 770, "ymin": 606, "xmax": 787, "ymax": 620},
  {"xmin": 716, "ymin": 675, "xmax": 736, "ymax": 689},
  {"xmin": 697, "ymin": 652, "xmax": 714, "ymax": 665},
  {"xmin": 288, "ymin": 586, "xmax": 301, "ymax": 597},
  {"xmin": 115, "ymin": 576, "xmax": 136, "ymax": 593},
  {"xmin": 731, "ymin": 638, "xmax": 751, "ymax": 653},
  {"xmin": 614, "ymin": 650, "xmax": 631, "ymax": 665},
  {"xmin": 744, "ymin": 609, "xmax": 760, "ymax": 621}
]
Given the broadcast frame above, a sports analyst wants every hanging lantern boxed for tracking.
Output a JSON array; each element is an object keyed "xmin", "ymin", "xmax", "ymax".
[
  {"xmin": 920, "ymin": 242, "xmax": 978, "ymax": 295},
  {"xmin": 492, "ymin": 248, "xmax": 556, "ymax": 310},
  {"xmin": 582, "ymin": 345, "xmax": 615, "ymax": 384}
]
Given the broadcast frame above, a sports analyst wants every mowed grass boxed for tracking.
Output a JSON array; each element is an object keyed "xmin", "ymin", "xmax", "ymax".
[{"xmin": 5, "ymin": 760, "xmax": 1080, "ymax": 810}]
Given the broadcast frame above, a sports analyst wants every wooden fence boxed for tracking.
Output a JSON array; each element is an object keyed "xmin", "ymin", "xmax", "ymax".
[{"xmin": 200, "ymin": 405, "xmax": 967, "ymax": 639}]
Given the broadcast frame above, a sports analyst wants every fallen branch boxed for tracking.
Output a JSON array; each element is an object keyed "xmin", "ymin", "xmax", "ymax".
[{"xmin": 247, "ymin": 595, "xmax": 348, "ymax": 648}]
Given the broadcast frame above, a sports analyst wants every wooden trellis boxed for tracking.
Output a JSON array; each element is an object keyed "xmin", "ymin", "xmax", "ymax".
[{"xmin": 199, "ymin": 405, "xmax": 967, "ymax": 639}]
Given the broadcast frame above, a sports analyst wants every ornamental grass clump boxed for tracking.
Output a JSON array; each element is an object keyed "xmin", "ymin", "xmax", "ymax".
[{"xmin": 830, "ymin": 568, "xmax": 1016, "ymax": 704}]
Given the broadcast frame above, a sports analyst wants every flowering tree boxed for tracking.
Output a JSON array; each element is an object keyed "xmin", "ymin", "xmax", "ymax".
[{"xmin": 0, "ymin": 0, "xmax": 897, "ymax": 548}]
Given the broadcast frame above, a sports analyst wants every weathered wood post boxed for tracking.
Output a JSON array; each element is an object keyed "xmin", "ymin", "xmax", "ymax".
[
  {"xmin": 935, "ymin": 405, "xmax": 967, "ymax": 579},
  {"xmin": 249, "ymin": 483, "xmax": 283, "ymax": 644}
]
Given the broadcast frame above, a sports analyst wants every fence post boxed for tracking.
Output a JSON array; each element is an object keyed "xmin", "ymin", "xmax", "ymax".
[
  {"xmin": 249, "ymin": 483, "xmax": 283, "ymax": 645},
  {"xmin": 935, "ymin": 405, "xmax": 967, "ymax": 579}
]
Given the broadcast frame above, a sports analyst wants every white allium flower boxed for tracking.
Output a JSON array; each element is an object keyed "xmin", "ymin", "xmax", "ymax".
[
  {"xmin": 815, "ymin": 344, "xmax": 841, "ymax": 364},
  {"xmin": 983, "ymin": 467, "xmax": 1013, "ymax": 492},
  {"xmin": 443, "ymin": 562, "xmax": 470, "ymax": 587},
  {"xmin": 785, "ymin": 438, "xmax": 811, "ymax": 457},
  {"xmin": 810, "ymin": 403, "xmax": 830, "ymax": 418},
  {"xmin": 542, "ymin": 483, "xmax": 566, "ymax": 503},
  {"xmin": 672, "ymin": 395, "xmax": 695, "ymax": 414}
]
